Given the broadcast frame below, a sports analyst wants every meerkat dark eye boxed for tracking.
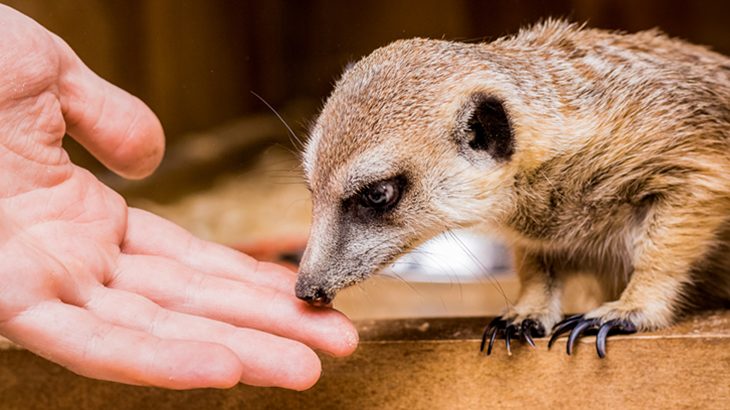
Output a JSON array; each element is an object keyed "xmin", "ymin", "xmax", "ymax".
[
  {"xmin": 459, "ymin": 93, "xmax": 514, "ymax": 164},
  {"xmin": 361, "ymin": 179, "xmax": 400, "ymax": 209}
]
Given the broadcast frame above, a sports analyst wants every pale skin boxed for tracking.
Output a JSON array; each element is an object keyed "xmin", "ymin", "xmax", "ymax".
[{"xmin": 0, "ymin": 5, "xmax": 357, "ymax": 390}]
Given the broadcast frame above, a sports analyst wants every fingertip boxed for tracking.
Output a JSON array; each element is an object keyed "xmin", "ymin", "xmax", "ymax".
[
  {"xmin": 106, "ymin": 94, "xmax": 165, "ymax": 180},
  {"xmin": 285, "ymin": 345, "xmax": 322, "ymax": 391},
  {"xmin": 53, "ymin": 34, "xmax": 165, "ymax": 180},
  {"xmin": 303, "ymin": 305, "xmax": 359, "ymax": 358},
  {"xmin": 326, "ymin": 319, "xmax": 360, "ymax": 358},
  {"xmin": 189, "ymin": 343, "xmax": 244, "ymax": 389},
  {"xmin": 241, "ymin": 338, "xmax": 322, "ymax": 391},
  {"xmin": 72, "ymin": 81, "xmax": 165, "ymax": 180},
  {"xmin": 341, "ymin": 327, "xmax": 360, "ymax": 356}
]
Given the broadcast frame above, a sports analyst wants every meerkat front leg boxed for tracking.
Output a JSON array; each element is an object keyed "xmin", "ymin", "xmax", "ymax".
[
  {"xmin": 549, "ymin": 204, "xmax": 723, "ymax": 358},
  {"xmin": 482, "ymin": 246, "xmax": 564, "ymax": 355}
]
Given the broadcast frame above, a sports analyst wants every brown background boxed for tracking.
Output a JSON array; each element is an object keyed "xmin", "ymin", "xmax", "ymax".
[{"xmin": 4, "ymin": 0, "xmax": 730, "ymax": 191}]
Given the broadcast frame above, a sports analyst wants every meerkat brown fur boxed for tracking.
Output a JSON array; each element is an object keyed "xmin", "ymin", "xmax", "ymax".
[{"xmin": 295, "ymin": 20, "xmax": 730, "ymax": 357}]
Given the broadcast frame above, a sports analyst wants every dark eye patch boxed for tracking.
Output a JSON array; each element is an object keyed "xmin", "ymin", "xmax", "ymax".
[{"xmin": 343, "ymin": 175, "xmax": 408, "ymax": 219}]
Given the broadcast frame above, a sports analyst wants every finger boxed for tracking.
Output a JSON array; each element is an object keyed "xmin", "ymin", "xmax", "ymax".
[
  {"xmin": 51, "ymin": 34, "xmax": 164, "ymax": 179},
  {"xmin": 84, "ymin": 286, "xmax": 323, "ymax": 390},
  {"xmin": 110, "ymin": 253, "xmax": 358, "ymax": 358},
  {"xmin": 122, "ymin": 208, "xmax": 298, "ymax": 292},
  {"xmin": 2, "ymin": 300, "xmax": 242, "ymax": 389}
]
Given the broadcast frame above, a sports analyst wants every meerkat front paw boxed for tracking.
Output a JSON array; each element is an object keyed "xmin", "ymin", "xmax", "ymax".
[
  {"xmin": 548, "ymin": 302, "xmax": 647, "ymax": 358},
  {"xmin": 481, "ymin": 314, "xmax": 555, "ymax": 355}
]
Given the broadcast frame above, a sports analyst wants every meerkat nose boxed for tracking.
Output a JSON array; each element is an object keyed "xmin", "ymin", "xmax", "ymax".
[
  {"xmin": 295, "ymin": 283, "xmax": 334, "ymax": 306},
  {"xmin": 297, "ymin": 289, "xmax": 333, "ymax": 306}
]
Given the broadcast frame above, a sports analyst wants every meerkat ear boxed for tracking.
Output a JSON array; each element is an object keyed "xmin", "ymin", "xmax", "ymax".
[{"xmin": 457, "ymin": 93, "xmax": 514, "ymax": 166}]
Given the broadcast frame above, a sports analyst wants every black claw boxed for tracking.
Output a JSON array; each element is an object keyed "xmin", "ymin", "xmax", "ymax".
[
  {"xmin": 487, "ymin": 323, "xmax": 499, "ymax": 355},
  {"xmin": 481, "ymin": 317, "xmax": 503, "ymax": 352},
  {"xmin": 596, "ymin": 318, "xmax": 638, "ymax": 359},
  {"xmin": 596, "ymin": 319, "xmax": 619, "ymax": 358},
  {"xmin": 566, "ymin": 318, "xmax": 601, "ymax": 355},
  {"xmin": 549, "ymin": 315, "xmax": 638, "ymax": 358},
  {"xmin": 485, "ymin": 317, "xmax": 503, "ymax": 337},
  {"xmin": 556, "ymin": 313, "xmax": 586, "ymax": 328},
  {"xmin": 481, "ymin": 316, "xmax": 547, "ymax": 356},
  {"xmin": 521, "ymin": 319, "xmax": 544, "ymax": 348},
  {"xmin": 548, "ymin": 314, "xmax": 584, "ymax": 349},
  {"xmin": 620, "ymin": 321, "xmax": 637, "ymax": 333},
  {"xmin": 505, "ymin": 326, "xmax": 513, "ymax": 355},
  {"xmin": 523, "ymin": 328, "xmax": 535, "ymax": 348},
  {"xmin": 481, "ymin": 317, "xmax": 505, "ymax": 355}
]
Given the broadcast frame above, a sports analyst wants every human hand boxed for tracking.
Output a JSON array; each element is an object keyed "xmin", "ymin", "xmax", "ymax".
[{"xmin": 0, "ymin": 5, "xmax": 357, "ymax": 390}]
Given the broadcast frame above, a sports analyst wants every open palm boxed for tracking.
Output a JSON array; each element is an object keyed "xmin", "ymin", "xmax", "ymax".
[{"xmin": 0, "ymin": 5, "xmax": 356, "ymax": 390}]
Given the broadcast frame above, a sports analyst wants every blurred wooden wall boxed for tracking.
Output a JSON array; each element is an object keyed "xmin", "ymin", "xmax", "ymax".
[{"xmin": 4, "ymin": 0, "xmax": 730, "ymax": 175}]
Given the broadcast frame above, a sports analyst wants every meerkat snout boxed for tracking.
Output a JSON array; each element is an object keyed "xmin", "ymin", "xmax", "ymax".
[
  {"xmin": 297, "ymin": 19, "xmax": 730, "ymax": 358},
  {"xmin": 296, "ymin": 170, "xmax": 419, "ymax": 305}
]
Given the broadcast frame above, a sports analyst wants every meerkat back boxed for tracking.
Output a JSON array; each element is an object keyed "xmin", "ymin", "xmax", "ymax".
[{"xmin": 295, "ymin": 20, "xmax": 730, "ymax": 358}]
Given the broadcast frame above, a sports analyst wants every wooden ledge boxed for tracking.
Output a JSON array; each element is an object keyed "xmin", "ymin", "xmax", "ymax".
[
  {"xmin": 355, "ymin": 309, "xmax": 730, "ymax": 342},
  {"xmin": 0, "ymin": 311, "xmax": 728, "ymax": 409}
]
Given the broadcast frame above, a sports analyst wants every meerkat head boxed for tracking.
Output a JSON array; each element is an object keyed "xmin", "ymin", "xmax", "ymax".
[{"xmin": 296, "ymin": 38, "xmax": 545, "ymax": 305}]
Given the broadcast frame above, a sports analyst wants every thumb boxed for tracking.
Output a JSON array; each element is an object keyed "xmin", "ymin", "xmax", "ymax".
[{"xmin": 53, "ymin": 34, "xmax": 164, "ymax": 180}]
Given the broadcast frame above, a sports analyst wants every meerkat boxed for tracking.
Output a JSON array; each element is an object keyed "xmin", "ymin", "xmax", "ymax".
[{"xmin": 294, "ymin": 20, "xmax": 730, "ymax": 358}]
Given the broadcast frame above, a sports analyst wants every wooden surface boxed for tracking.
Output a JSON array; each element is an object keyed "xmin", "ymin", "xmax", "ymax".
[{"xmin": 0, "ymin": 311, "xmax": 728, "ymax": 409}]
